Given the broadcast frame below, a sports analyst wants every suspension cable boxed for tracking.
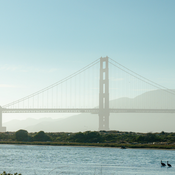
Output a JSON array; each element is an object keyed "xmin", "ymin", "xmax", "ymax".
[
  {"xmin": 109, "ymin": 61, "xmax": 175, "ymax": 96},
  {"xmin": 3, "ymin": 59, "xmax": 100, "ymax": 108},
  {"xmin": 109, "ymin": 58, "xmax": 175, "ymax": 95}
]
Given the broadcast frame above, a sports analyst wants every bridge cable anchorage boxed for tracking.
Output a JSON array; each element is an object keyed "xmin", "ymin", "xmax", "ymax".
[
  {"xmin": 3, "ymin": 59, "xmax": 100, "ymax": 108},
  {"xmin": 109, "ymin": 59, "xmax": 175, "ymax": 96},
  {"xmin": 109, "ymin": 58, "xmax": 175, "ymax": 95}
]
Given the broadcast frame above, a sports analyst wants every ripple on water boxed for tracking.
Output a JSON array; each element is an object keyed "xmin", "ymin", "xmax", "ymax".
[{"xmin": 0, "ymin": 145, "xmax": 175, "ymax": 175}]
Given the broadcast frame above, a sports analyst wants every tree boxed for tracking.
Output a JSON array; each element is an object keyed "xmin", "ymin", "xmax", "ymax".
[
  {"xmin": 33, "ymin": 131, "xmax": 51, "ymax": 141},
  {"xmin": 70, "ymin": 131, "xmax": 103, "ymax": 143},
  {"xmin": 15, "ymin": 130, "xmax": 28, "ymax": 141},
  {"xmin": 70, "ymin": 132, "xmax": 85, "ymax": 142}
]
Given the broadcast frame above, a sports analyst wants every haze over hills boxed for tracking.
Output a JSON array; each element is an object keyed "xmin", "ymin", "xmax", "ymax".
[
  {"xmin": 3, "ymin": 117, "xmax": 63, "ymax": 132},
  {"xmin": 3, "ymin": 89, "xmax": 175, "ymax": 133},
  {"xmin": 110, "ymin": 89, "xmax": 175, "ymax": 109}
]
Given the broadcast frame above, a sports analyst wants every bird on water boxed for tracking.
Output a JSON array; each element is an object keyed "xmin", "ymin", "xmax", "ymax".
[
  {"xmin": 161, "ymin": 160, "xmax": 166, "ymax": 167},
  {"xmin": 167, "ymin": 161, "xmax": 172, "ymax": 167}
]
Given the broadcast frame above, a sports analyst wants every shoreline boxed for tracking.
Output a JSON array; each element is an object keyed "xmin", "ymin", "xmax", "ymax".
[{"xmin": 1, "ymin": 141, "xmax": 175, "ymax": 150}]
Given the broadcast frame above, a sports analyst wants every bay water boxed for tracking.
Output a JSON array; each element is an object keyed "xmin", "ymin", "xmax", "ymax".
[{"xmin": 0, "ymin": 144, "xmax": 175, "ymax": 175}]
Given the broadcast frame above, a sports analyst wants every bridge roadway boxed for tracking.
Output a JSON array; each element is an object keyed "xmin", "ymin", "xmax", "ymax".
[{"xmin": 2, "ymin": 108, "xmax": 175, "ymax": 114}]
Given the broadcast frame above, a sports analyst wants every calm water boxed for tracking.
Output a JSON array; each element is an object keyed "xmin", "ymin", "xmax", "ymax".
[{"xmin": 0, "ymin": 144, "xmax": 175, "ymax": 175}]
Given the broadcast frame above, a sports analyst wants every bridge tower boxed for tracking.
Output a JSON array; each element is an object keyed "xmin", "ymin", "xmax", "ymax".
[
  {"xmin": 0, "ymin": 106, "xmax": 6, "ymax": 132},
  {"xmin": 99, "ymin": 56, "xmax": 110, "ymax": 131}
]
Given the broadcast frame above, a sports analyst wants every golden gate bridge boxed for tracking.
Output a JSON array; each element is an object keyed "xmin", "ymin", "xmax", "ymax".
[{"xmin": 1, "ymin": 57, "xmax": 175, "ymax": 132}]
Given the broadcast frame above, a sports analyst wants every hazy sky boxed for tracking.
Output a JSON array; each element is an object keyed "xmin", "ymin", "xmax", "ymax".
[{"xmin": 0, "ymin": 0, "xmax": 175, "ymax": 122}]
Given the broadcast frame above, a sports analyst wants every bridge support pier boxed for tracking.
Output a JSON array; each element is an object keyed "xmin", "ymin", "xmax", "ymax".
[
  {"xmin": 0, "ymin": 106, "xmax": 6, "ymax": 132},
  {"xmin": 99, "ymin": 57, "xmax": 110, "ymax": 131}
]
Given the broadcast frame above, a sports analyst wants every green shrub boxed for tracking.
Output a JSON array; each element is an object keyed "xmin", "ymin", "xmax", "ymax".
[
  {"xmin": 15, "ymin": 130, "xmax": 28, "ymax": 141},
  {"xmin": 33, "ymin": 131, "xmax": 51, "ymax": 141}
]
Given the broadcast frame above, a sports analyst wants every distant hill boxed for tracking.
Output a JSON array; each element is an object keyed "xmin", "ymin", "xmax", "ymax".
[
  {"xmin": 25, "ymin": 114, "xmax": 98, "ymax": 132},
  {"xmin": 4, "ymin": 89, "xmax": 175, "ymax": 133},
  {"xmin": 3, "ymin": 117, "xmax": 63, "ymax": 132},
  {"xmin": 109, "ymin": 89, "xmax": 175, "ymax": 109}
]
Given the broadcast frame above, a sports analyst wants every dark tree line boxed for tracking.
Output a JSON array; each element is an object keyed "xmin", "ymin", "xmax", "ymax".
[
  {"xmin": 1, "ymin": 130, "xmax": 175, "ymax": 144},
  {"xmin": 14, "ymin": 130, "xmax": 51, "ymax": 141}
]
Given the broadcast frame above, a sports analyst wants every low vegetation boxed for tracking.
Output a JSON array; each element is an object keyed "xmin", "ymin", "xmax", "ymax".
[{"xmin": 1, "ymin": 130, "xmax": 175, "ymax": 149}]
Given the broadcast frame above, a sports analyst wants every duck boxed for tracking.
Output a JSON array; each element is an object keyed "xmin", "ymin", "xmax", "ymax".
[
  {"xmin": 161, "ymin": 160, "xmax": 166, "ymax": 167},
  {"xmin": 121, "ymin": 146, "xmax": 126, "ymax": 149},
  {"xmin": 167, "ymin": 161, "xmax": 172, "ymax": 167}
]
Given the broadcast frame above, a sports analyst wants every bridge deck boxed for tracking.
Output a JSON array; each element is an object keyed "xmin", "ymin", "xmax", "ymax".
[{"xmin": 2, "ymin": 108, "xmax": 175, "ymax": 113}]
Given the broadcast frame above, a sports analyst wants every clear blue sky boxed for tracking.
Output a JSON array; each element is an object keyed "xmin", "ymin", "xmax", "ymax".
[{"xmin": 0, "ymin": 0, "xmax": 175, "ymax": 109}]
